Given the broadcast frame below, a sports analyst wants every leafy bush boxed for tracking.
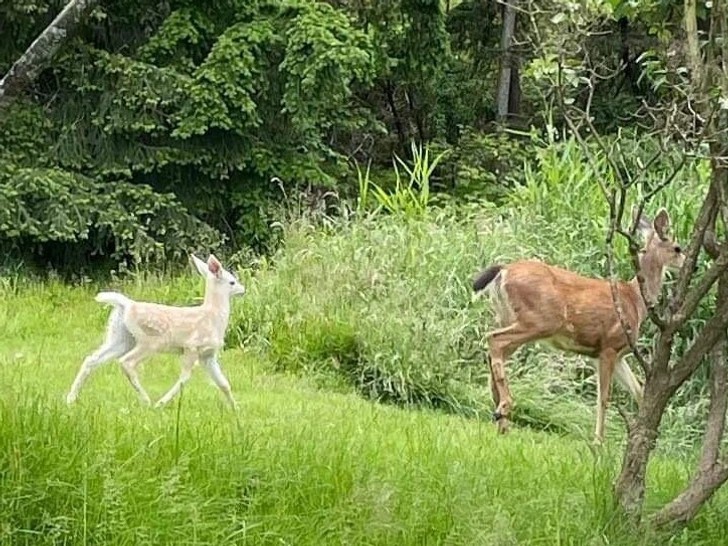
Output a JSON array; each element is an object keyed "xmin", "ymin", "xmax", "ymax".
[
  {"xmin": 0, "ymin": 165, "xmax": 221, "ymax": 272},
  {"xmin": 432, "ymin": 129, "xmax": 538, "ymax": 205}
]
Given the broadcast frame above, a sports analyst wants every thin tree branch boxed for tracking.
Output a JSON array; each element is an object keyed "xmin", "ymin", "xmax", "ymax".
[
  {"xmin": 672, "ymin": 249, "xmax": 728, "ymax": 329},
  {"xmin": 606, "ymin": 189, "xmax": 651, "ymax": 372},
  {"xmin": 700, "ymin": 340, "xmax": 728, "ymax": 472},
  {"xmin": 0, "ymin": 0, "xmax": 99, "ymax": 106},
  {"xmin": 671, "ymin": 181, "xmax": 720, "ymax": 310},
  {"xmin": 669, "ymin": 297, "xmax": 728, "ymax": 389}
]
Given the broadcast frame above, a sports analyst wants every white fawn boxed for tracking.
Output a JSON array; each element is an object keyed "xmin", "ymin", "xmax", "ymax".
[
  {"xmin": 66, "ymin": 254, "xmax": 245, "ymax": 408},
  {"xmin": 472, "ymin": 207, "xmax": 685, "ymax": 443}
]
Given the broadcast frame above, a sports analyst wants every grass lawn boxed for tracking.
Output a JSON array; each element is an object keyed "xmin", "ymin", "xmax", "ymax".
[{"xmin": 1, "ymin": 276, "xmax": 727, "ymax": 546}]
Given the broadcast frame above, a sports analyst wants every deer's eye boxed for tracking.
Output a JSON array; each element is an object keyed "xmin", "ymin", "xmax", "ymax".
[{"xmin": 674, "ymin": 245, "xmax": 682, "ymax": 253}]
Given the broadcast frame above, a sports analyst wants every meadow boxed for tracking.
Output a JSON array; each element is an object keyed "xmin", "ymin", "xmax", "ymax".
[{"xmin": 1, "ymin": 139, "xmax": 725, "ymax": 545}]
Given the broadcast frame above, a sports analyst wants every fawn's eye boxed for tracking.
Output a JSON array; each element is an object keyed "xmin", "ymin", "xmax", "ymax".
[{"xmin": 674, "ymin": 245, "xmax": 682, "ymax": 253}]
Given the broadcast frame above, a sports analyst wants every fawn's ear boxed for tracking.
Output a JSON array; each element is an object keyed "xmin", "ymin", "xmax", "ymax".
[
  {"xmin": 207, "ymin": 254, "xmax": 222, "ymax": 277},
  {"xmin": 190, "ymin": 254, "xmax": 210, "ymax": 278}
]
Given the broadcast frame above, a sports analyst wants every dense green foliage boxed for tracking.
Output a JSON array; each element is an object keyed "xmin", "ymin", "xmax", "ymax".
[
  {"xmin": 2, "ymin": 0, "xmax": 382, "ymax": 266},
  {"xmin": 1, "ymin": 0, "xmax": 680, "ymax": 269}
]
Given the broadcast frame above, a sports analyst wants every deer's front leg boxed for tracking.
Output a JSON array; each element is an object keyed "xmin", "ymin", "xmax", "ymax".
[
  {"xmin": 203, "ymin": 355, "xmax": 238, "ymax": 409},
  {"xmin": 155, "ymin": 351, "xmax": 197, "ymax": 408}
]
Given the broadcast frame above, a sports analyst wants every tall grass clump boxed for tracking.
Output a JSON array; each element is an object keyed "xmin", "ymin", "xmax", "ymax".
[
  {"xmin": 232, "ymin": 208, "xmax": 611, "ymax": 437},
  {"xmin": 356, "ymin": 141, "xmax": 448, "ymax": 219},
  {"xmin": 235, "ymin": 212, "xmax": 490, "ymax": 411}
]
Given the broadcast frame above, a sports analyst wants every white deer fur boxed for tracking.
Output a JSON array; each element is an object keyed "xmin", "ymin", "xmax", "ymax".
[{"xmin": 66, "ymin": 254, "xmax": 245, "ymax": 408}]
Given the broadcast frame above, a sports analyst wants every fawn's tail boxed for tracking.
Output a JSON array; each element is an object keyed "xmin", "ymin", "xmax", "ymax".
[{"xmin": 95, "ymin": 291, "xmax": 133, "ymax": 309}]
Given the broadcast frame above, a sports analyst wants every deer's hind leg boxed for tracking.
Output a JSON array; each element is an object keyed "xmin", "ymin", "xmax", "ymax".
[
  {"xmin": 614, "ymin": 359, "xmax": 643, "ymax": 404},
  {"xmin": 485, "ymin": 324, "xmax": 517, "ymax": 410},
  {"xmin": 118, "ymin": 345, "xmax": 154, "ymax": 405},
  {"xmin": 66, "ymin": 309, "xmax": 136, "ymax": 404},
  {"xmin": 487, "ymin": 322, "xmax": 549, "ymax": 434}
]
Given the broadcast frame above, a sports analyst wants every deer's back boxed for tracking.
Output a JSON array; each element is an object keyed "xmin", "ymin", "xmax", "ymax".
[
  {"xmin": 123, "ymin": 302, "xmax": 220, "ymax": 350},
  {"xmin": 501, "ymin": 260, "xmax": 640, "ymax": 354}
]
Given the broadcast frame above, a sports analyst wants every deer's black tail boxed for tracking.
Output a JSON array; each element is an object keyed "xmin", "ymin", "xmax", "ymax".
[{"xmin": 472, "ymin": 265, "xmax": 503, "ymax": 293}]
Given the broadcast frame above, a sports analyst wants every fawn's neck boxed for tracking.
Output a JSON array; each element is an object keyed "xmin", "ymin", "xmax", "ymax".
[
  {"xmin": 629, "ymin": 250, "xmax": 667, "ymax": 322},
  {"xmin": 202, "ymin": 282, "xmax": 232, "ymax": 330}
]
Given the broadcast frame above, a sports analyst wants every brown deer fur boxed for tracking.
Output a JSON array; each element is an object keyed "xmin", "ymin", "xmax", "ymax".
[{"xmin": 473, "ymin": 207, "xmax": 685, "ymax": 443}]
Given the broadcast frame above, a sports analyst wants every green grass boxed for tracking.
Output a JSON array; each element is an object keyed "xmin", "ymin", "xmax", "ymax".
[
  {"xmin": 1, "ymin": 267, "xmax": 727, "ymax": 545},
  {"xmin": 1, "ymin": 136, "xmax": 724, "ymax": 544}
]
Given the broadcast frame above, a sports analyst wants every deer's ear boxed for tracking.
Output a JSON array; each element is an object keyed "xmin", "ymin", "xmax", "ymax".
[
  {"xmin": 653, "ymin": 208, "xmax": 671, "ymax": 239},
  {"xmin": 632, "ymin": 205, "xmax": 653, "ymax": 240},
  {"xmin": 190, "ymin": 254, "xmax": 210, "ymax": 278},
  {"xmin": 207, "ymin": 254, "xmax": 222, "ymax": 277}
]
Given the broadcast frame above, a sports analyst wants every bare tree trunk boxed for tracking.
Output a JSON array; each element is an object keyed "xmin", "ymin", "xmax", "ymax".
[
  {"xmin": 614, "ymin": 382, "xmax": 672, "ymax": 520},
  {"xmin": 651, "ymin": 184, "xmax": 728, "ymax": 528},
  {"xmin": 684, "ymin": 0, "xmax": 702, "ymax": 88},
  {"xmin": 0, "ymin": 0, "xmax": 98, "ymax": 106},
  {"xmin": 508, "ymin": 63, "xmax": 522, "ymax": 120},
  {"xmin": 496, "ymin": 0, "xmax": 517, "ymax": 123},
  {"xmin": 651, "ymin": 338, "xmax": 728, "ymax": 528},
  {"xmin": 386, "ymin": 81, "xmax": 407, "ymax": 154},
  {"xmin": 616, "ymin": 155, "xmax": 728, "ymax": 523}
]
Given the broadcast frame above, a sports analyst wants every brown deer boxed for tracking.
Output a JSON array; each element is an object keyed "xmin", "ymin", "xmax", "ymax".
[{"xmin": 472, "ymin": 207, "xmax": 685, "ymax": 443}]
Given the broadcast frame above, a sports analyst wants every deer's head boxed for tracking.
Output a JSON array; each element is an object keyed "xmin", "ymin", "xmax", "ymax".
[
  {"xmin": 191, "ymin": 254, "xmax": 246, "ymax": 298},
  {"xmin": 634, "ymin": 206, "xmax": 685, "ymax": 271}
]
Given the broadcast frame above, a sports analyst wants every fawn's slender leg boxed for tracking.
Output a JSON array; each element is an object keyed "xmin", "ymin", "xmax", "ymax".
[
  {"xmin": 66, "ymin": 340, "xmax": 134, "ymax": 404},
  {"xmin": 66, "ymin": 312, "xmax": 136, "ymax": 404},
  {"xmin": 118, "ymin": 346, "xmax": 153, "ymax": 405},
  {"xmin": 613, "ymin": 359, "xmax": 643, "ymax": 403},
  {"xmin": 595, "ymin": 349, "xmax": 618, "ymax": 444},
  {"xmin": 155, "ymin": 351, "xmax": 198, "ymax": 407},
  {"xmin": 203, "ymin": 356, "xmax": 237, "ymax": 409},
  {"xmin": 487, "ymin": 322, "xmax": 547, "ymax": 433}
]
